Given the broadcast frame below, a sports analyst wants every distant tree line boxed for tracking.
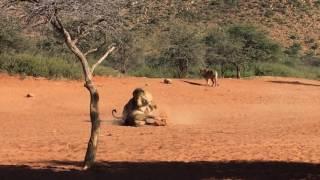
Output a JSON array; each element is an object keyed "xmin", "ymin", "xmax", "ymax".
[{"xmin": 1, "ymin": 1, "xmax": 320, "ymax": 79}]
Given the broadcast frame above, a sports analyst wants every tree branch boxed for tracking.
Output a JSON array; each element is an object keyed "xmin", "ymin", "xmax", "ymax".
[
  {"xmin": 91, "ymin": 46, "xmax": 116, "ymax": 74},
  {"xmin": 84, "ymin": 48, "xmax": 98, "ymax": 56},
  {"xmin": 74, "ymin": 31, "xmax": 90, "ymax": 44},
  {"xmin": 51, "ymin": 13, "xmax": 93, "ymax": 81}
]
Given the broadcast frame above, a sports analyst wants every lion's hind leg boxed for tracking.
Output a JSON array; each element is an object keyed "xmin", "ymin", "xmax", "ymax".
[
  {"xmin": 210, "ymin": 77, "xmax": 215, "ymax": 87},
  {"xmin": 124, "ymin": 113, "xmax": 147, "ymax": 127}
]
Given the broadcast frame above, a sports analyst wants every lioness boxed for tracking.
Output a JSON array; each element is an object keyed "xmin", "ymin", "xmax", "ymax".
[
  {"xmin": 112, "ymin": 88, "xmax": 166, "ymax": 126},
  {"xmin": 200, "ymin": 68, "xmax": 218, "ymax": 87}
]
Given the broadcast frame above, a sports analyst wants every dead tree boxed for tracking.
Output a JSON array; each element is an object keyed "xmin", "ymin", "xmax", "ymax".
[
  {"xmin": 41, "ymin": 9, "xmax": 116, "ymax": 170},
  {"xmin": 3, "ymin": 0, "xmax": 128, "ymax": 169}
]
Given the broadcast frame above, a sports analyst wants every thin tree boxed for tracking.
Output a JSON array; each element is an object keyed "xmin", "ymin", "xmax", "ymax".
[{"xmin": 3, "ymin": 0, "xmax": 128, "ymax": 169}]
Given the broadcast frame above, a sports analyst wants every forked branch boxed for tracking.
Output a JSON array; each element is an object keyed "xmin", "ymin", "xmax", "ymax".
[
  {"xmin": 50, "ymin": 13, "xmax": 93, "ymax": 81},
  {"xmin": 91, "ymin": 46, "xmax": 116, "ymax": 74}
]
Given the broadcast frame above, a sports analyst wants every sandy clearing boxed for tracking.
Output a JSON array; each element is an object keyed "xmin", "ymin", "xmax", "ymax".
[{"xmin": 0, "ymin": 74, "xmax": 320, "ymax": 179}]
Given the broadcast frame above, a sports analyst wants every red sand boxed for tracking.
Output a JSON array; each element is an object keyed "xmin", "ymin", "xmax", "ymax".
[{"xmin": 0, "ymin": 74, "xmax": 320, "ymax": 178}]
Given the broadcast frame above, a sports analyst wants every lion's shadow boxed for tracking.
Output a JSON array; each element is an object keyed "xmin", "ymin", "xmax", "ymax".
[
  {"xmin": 268, "ymin": 80, "xmax": 320, "ymax": 87},
  {"xmin": 182, "ymin": 80, "xmax": 204, "ymax": 86}
]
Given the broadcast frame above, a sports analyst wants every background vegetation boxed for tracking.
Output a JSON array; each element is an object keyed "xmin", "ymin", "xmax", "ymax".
[{"xmin": 1, "ymin": 0, "xmax": 320, "ymax": 80}]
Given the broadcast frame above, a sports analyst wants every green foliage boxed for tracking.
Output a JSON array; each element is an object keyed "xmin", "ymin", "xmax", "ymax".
[
  {"xmin": 0, "ymin": 53, "xmax": 83, "ymax": 79},
  {"xmin": 285, "ymin": 42, "xmax": 302, "ymax": 57},
  {"xmin": 0, "ymin": 17, "xmax": 28, "ymax": 53},
  {"xmin": 105, "ymin": 30, "xmax": 143, "ymax": 74},
  {"xmin": 93, "ymin": 66, "xmax": 120, "ymax": 77},
  {"xmin": 302, "ymin": 55, "xmax": 320, "ymax": 67},
  {"xmin": 146, "ymin": 22, "xmax": 204, "ymax": 78},
  {"xmin": 255, "ymin": 62, "xmax": 302, "ymax": 77},
  {"xmin": 205, "ymin": 28, "xmax": 242, "ymax": 66},
  {"xmin": 129, "ymin": 66, "xmax": 172, "ymax": 78},
  {"xmin": 254, "ymin": 62, "xmax": 320, "ymax": 79},
  {"xmin": 227, "ymin": 25, "xmax": 282, "ymax": 62},
  {"xmin": 36, "ymin": 36, "xmax": 70, "ymax": 56},
  {"xmin": 205, "ymin": 24, "xmax": 282, "ymax": 77},
  {"xmin": 0, "ymin": 52, "xmax": 122, "ymax": 79},
  {"xmin": 1, "ymin": 8, "xmax": 319, "ymax": 80}
]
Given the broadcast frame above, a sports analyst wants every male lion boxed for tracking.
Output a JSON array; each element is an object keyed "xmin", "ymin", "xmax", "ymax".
[
  {"xmin": 112, "ymin": 88, "xmax": 166, "ymax": 126},
  {"xmin": 200, "ymin": 68, "xmax": 219, "ymax": 87}
]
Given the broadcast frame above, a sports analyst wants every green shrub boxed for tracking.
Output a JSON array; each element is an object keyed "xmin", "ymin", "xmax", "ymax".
[
  {"xmin": 254, "ymin": 63, "xmax": 302, "ymax": 77},
  {"xmin": 129, "ymin": 66, "xmax": 175, "ymax": 78},
  {"xmin": 254, "ymin": 62, "xmax": 320, "ymax": 79},
  {"xmin": 0, "ymin": 17, "xmax": 29, "ymax": 53},
  {"xmin": 302, "ymin": 55, "xmax": 320, "ymax": 67},
  {"xmin": 93, "ymin": 66, "xmax": 120, "ymax": 77},
  {"xmin": 205, "ymin": 24, "xmax": 283, "ymax": 78},
  {"xmin": 0, "ymin": 53, "xmax": 83, "ymax": 79},
  {"xmin": 285, "ymin": 43, "xmax": 302, "ymax": 57},
  {"xmin": 227, "ymin": 24, "xmax": 282, "ymax": 62}
]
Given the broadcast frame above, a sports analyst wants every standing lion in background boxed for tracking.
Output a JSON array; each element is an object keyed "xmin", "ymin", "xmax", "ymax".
[
  {"xmin": 200, "ymin": 68, "xmax": 219, "ymax": 87},
  {"xmin": 112, "ymin": 88, "xmax": 167, "ymax": 127}
]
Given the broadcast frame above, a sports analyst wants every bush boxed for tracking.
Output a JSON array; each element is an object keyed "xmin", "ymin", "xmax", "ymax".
[
  {"xmin": 0, "ymin": 53, "xmax": 83, "ymax": 79},
  {"xmin": 285, "ymin": 43, "xmax": 302, "ymax": 57},
  {"xmin": 93, "ymin": 66, "xmax": 120, "ymax": 77},
  {"xmin": 129, "ymin": 66, "xmax": 175, "ymax": 78},
  {"xmin": 144, "ymin": 22, "xmax": 204, "ymax": 78},
  {"xmin": 254, "ymin": 62, "xmax": 320, "ymax": 79},
  {"xmin": 0, "ymin": 53, "xmax": 119, "ymax": 79},
  {"xmin": 227, "ymin": 24, "xmax": 282, "ymax": 62},
  {"xmin": 254, "ymin": 63, "xmax": 303, "ymax": 77},
  {"xmin": 302, "ymin": 55, "xmax": 320, "ymax": 67},
  {"xmin": 0, "ymin": 16, "xmax": 29, "ymax": 53},
  {"xmin": 205, "ymin": 24, "xmax": 282, "ymax": 78}
]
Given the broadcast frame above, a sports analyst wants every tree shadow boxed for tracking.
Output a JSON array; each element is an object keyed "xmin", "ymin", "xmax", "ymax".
[
  {"xmin": 182, "ymin": 80, "xmax": 205, "ymax": 86},
  {"xmin": 1, "ymin": 160, "xmax": 319, "ymax": 180},
  {"xmin": 268, "ymin": 80, "xmax": 320, "ymax": 87},
  {"xmin": 82, "ymin": 119, "xmax": 122, "ymax": 126}
]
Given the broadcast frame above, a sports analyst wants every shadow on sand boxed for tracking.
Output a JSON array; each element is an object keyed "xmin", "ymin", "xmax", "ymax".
[
  {"xmin": 182, "ymin": 80, "xmax": 204, "ymax": 86},
  {"xmin": 1, "ymin": 160, "xmax": 319, "ymax": 180},
  {"xmin": 268, "ymin": 80, "xmax": 320, "ymax": 87}
]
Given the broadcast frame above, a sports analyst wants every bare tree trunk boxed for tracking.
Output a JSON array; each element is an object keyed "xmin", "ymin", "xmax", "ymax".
[
  {"xmin": 177, "ymin": 58, "xmax": 188, "ymax": 78},
  {"xmin": 120, "ymin": 60, "xmax": 127, "ymax": 74},
  {"xmin": 232, "ymin": 63, "xmax": 241, "ymax": 79},
  {"xmin": 83, "ymin": 80, "xmax": 100, "ymax": 170},
  {"xmin": 220, "ymin": 63, "xmax": 225, "ymax": 78},
  {"xmin": 236, "ymin": 65, "xmax": 241, "ymax": 79},
  {"xmin": 50, "ymin": 15, "xmax": 114, "ymax": 169}
]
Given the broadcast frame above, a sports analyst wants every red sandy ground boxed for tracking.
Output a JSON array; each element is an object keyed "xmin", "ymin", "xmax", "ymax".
[{"xmin": 0, "ymin": 73, "xmax": 320, "ymax": 179}]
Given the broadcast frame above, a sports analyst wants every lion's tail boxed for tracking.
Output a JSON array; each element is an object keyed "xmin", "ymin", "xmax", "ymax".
[{"xmin": 112, "ymin": 109, "xmax": 122, "ymax": 119}]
